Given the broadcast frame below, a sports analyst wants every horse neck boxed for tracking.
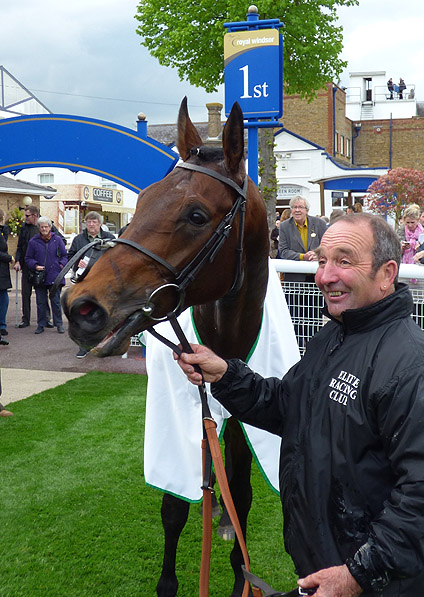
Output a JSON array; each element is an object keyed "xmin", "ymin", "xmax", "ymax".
[{"xmin": 192, "ymin": 249, "xmax": 268, "ymax": 362}]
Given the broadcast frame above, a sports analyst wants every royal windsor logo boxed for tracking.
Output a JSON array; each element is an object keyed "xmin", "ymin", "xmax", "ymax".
[{"xmin": 328, "ymin": 370, "xmax": 360, "ymax": 407}]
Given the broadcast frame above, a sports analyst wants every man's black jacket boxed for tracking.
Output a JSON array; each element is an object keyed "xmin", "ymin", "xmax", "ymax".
[{"xmin": 212, "ymin": 284, "xmax": 424, "ymax": 594}]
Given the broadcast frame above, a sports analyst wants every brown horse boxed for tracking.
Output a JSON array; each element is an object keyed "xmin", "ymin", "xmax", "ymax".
[{"xmin": 62, "ymin": 98, "xmax": 270, "ymax": 596}]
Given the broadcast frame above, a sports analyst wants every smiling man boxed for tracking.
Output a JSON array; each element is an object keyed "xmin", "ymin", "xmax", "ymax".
[{"xmin": 176, "ymin": 213, "xmax": 424, "ymax": 596}]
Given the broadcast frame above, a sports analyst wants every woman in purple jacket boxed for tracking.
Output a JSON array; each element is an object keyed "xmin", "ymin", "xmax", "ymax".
[{"xmin": 25, "ymin": 217, "xmax": 68, "ymax": 334}]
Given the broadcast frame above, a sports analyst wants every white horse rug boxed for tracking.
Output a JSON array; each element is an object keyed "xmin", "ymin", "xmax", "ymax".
[{"xmin": 143, "ymin": 261, "xmax": 300, "ymax": 502}]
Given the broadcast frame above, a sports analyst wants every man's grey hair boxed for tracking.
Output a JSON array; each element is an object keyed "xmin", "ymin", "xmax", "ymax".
[
  {"xmin": 38, "ymin": 216, "xmax": 52, "ymax": 228},
  {"xmin": 333, "ymin": 213, "xmax": 401, "ymax": 283},
  {"xmin": 85, "ymin": 211, "xmax": 103, "ymax": 224},
  {"xmin": 289, "ymin": 195, "xmax": 310, "ymax": 211}
]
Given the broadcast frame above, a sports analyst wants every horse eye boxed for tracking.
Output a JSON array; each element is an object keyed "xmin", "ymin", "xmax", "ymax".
[{"xmin": 189, "ymin": 210, "xmax": 208, "ymax": 226}]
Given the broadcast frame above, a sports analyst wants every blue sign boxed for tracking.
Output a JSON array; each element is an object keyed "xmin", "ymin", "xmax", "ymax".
[{"xmin": 224, "ymin": 29, "xmax": 283, "ymax": 119}]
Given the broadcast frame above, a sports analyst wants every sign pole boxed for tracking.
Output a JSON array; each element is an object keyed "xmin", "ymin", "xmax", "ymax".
[{"xmin": 247, "ymin": 127, "xmax": 259, "ymax": 185}]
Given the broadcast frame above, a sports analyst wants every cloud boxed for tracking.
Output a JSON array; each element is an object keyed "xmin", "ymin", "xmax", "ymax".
[
  {"xmin": 1, "ymin": 0, "xmax": 423, "ymax": 131},
  {"xmin": 0, "ymin": 0, "xmax": 222, "ymax": 127}
]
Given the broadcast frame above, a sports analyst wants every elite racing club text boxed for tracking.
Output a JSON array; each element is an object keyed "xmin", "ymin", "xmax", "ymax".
[{"xmin": 328, "ymin": 370, "xmax": 360, "ymax": 407}]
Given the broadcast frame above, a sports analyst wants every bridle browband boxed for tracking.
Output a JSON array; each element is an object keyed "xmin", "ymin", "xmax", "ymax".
[{"xmin": 51, "ymin": 161, "xmax": 248, "ymax": 320}]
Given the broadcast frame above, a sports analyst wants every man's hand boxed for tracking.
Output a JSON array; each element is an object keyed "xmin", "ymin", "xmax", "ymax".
[
  {"xmin": 14, "ymin": 262, "xmax": 21, "ymax": 272},
  {"xmin": 304, "ymin": 250, "xmax": 318, "ymax": 261},
  {"xmin": 414, "ymin": 250, "xmax": 424, "ymax": 263},
  {"xmin": 298, "ymin": 565, "xmax": 362, "ymax": 596},
  {"xmin": 175, "ymin": 344, "xmax": 228, "ymax": 386}
]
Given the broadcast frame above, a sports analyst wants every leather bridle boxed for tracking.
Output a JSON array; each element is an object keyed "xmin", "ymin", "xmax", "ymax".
[{"xmin": 50, "ymin": 161, "xmax": 248, "ymax": 319}]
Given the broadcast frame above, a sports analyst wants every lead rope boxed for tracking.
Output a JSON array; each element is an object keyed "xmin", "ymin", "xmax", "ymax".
[
  {"xmin": 147, "ymin": 312, "xmax": 258, "ymax": 597},
  {"xmin": 147, "ymin": 315, "xmax": 308, "ymax": 596}
]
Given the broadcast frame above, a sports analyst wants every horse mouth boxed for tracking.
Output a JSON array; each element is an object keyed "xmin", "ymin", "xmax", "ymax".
[{"xmin": 90, "ymin": 309, "xmax": 148, "ymax": 357}]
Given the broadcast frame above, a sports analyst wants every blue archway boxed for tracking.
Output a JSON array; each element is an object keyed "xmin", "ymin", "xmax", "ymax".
[{"xmin": 0, "ymin": 114, "xmax": 178, "ymax": 194}]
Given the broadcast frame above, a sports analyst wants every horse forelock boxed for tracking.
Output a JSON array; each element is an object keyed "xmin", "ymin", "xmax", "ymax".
[{"xmin": 188, "ymin": 145, "xmax": 223, "ymax": 162}]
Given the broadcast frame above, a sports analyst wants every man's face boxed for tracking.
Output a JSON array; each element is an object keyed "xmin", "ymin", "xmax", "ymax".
[
  {"xmin": 86, "ymin": 218, "xmax": 101, "ymax": 236},
  {"xmin": 315, "ymin": 220, "xmax": 392, "ymax": 320},
  {"xmin": 419, "ymin": 213, "xmax": 424, "ymax": 227},
  {"xmin": 291, "ymin": 200, "xmax": 307, "ymax": 225},
  {"xmin": 25, "ymin": 211, "xmax": 38, "ymax": 226}
]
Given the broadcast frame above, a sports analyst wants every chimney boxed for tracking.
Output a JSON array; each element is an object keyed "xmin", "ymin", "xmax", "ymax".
[{"xmin": 205, "ymin": 102, "xmax": 223, "ymax": 146}]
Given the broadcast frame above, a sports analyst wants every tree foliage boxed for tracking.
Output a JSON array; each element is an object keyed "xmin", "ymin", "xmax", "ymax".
[
  {"xmin": 135, "ymin": 0, "xmax": 358, "ymax": 97},
  {"xmin": 367, "ymin": 167, "xmax": 424, "ymax": 226}
]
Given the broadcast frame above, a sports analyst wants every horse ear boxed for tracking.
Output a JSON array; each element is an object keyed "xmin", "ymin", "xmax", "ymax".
[
  {"xmin": 222, "ymin": 102, "xmax": 245, "ymax": 173},
  {"xmin": 177, "ymin": 97, "xmax": 203, "ymax": 161}
]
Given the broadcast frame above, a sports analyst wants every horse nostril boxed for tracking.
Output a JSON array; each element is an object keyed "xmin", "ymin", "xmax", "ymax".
[
  {"xmin": 68, "ymin": 297, "xmax": 108, "ymax": 334},
  {"xmin": 79, "ymin": 303, "xmax": 93, "ymax": 316}
]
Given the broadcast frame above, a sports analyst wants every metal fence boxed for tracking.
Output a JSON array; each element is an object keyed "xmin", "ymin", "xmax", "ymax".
[{"xmin": 272, "ymin": 260, "xmax": 424, "ymax": 355}]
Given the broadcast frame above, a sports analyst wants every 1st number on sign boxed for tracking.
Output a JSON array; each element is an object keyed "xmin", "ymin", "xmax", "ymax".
[{"xmin": 239, "ymin": 65, "xmax": 269, "ymax": 99}]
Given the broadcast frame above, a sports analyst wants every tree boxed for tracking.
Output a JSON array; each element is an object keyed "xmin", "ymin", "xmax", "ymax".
[
  {"xmin": 366, "ymin": 167, "xmax": 424, "ymax": 226},
  {"xmin": 135, "ymin": 0, "xmax": 358, "ymax": 250},
  {"xmin": 135, "ymin": 0, "xmax": 358, "ymax": 97}
]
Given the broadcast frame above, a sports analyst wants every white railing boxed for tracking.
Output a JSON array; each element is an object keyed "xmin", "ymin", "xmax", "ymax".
[
  {"xmin": 271, "ymin": 260, "xmax": 424, "ymax": 354},
  {"xmin": 271, "ymin": 259, "xmax": 424, "ymax": 279}
]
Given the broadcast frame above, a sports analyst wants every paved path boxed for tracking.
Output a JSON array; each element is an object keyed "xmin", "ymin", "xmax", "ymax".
[{"xmin": 1, "ymin": 273, "xmax": 146, "ymax": 407}]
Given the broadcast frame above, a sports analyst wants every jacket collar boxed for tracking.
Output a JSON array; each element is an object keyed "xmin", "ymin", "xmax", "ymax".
[{"xmin": 323, "ymin": 283, "xmax": 414, "ymax": 334}]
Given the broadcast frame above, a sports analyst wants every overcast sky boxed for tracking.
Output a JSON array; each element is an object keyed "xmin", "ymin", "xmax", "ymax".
[{"xmin": 1, "ymin": 0, "xmax": 423, "ymax": 130}]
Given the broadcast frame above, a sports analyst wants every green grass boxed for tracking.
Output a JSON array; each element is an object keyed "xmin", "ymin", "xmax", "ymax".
[{"xmin": 0, "ymin": 371, "xmax": 296, "ymax": 596}]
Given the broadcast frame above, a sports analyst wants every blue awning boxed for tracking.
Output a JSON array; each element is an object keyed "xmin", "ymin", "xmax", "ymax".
[{"xmin": 312, "ymin": 176, "xmax": 380, "ymax": 192}]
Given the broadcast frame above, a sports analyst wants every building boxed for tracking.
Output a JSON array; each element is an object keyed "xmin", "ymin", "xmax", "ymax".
[{"xmin": 276, "ymin": 71, "xmax": 424, "ymax": 214}]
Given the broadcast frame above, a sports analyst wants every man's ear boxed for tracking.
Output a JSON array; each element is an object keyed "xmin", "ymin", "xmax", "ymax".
[{"xmin": 380, "ymin": 260, "xmax": 398, "ymax": 290}]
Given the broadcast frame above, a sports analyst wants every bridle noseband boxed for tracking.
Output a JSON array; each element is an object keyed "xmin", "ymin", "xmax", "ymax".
[{"xmin": 51, "ymin": 161, "xmax": 248, "ymax": 321}]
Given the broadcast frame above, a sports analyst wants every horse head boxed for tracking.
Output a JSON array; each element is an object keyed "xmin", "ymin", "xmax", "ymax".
[{"xmin": 62, "ymin": 98, "xmax": 269, "ymax": 357}]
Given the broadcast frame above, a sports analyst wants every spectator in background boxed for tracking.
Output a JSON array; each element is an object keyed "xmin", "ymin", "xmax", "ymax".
[
  {"xmin": 0, "ymin": 210, "xmax": 14, "ymax": 341},
  {"xmin": 329, "ymin": 209, "xmax": 345, "ymax": 226},
  {"xmin": 0, "ymin": 403, "xmax": 13, "ymax": 417},
  {"xmin": 278, "ymin": 196, "xmax": 327, "ymax": 351},
  {"xmin": 399, "ymin": 77, "xmax": 406, "ymax": 99},
  {"xmin": 397, "ymin": 205, "xmax": 423, "ymax": 266},
  {"xmin": 354, "ymin": 202, "xmax": 363, "ymax": 213},
  {"xmin": 67, "ymin": 211, "xmax": 115, "ymax": 357},
  {"xmin": 387, "ymin": 77, "xmax": 394, "ymax": 99},
  {"xmin": 346, "ymin": 205, "xmax": 356, "ymax": 215},
  {"xmin": 397, "ymin": 205, "xmax": 423, "ymax": 289},
  {"xmin": 0, "ymin": 209, "xmax": 10, "ymax": 241},
  {"xmin": 14, "ymin": 205, "xmax": 62, "ymax": 328},
  {"xmin": 25, "ymin": 217, "xmax": 68, "ymax": 335},
  {"xmin": 270, "ymin": 219, "xmax": 280, "ymax": 258},
  {"xmin": 280, "ymin": 208, "xmax": 291, "ymax": 223},
  {"xmin": 278, "ymin": 196, "xmax": 327, "ymax": 268},
  {"xmin": 0, "ymin": 373, "xmax": 12, "ymax": 416}
]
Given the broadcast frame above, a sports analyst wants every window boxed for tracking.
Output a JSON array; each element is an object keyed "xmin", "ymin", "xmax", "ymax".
[
  {"xmin": 38, "ymin": 173, "xmax": 54, "ymax": 184},
  {"xmin": 335, "ymin": 132, "xmax": 341, "ymax": 154},
  {"xmin": 345, "ymin": 138, "xmax": 351, "ymax": 158}
]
